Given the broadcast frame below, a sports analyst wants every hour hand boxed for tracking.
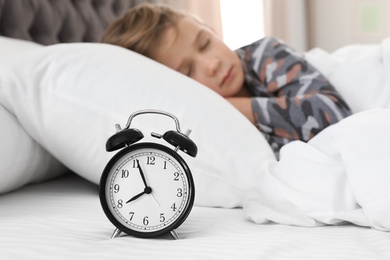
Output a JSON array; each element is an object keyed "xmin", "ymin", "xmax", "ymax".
[
  {"xmin": 126, "ymin": 191, "xmax": 145, "ymax": 203},
  {"xmin": 126, "ymin": 186, "xmax": 152, "ymax": 204}
]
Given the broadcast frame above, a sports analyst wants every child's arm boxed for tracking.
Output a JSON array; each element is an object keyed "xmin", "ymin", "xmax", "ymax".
[{"xmin": 235, "ymin": 37, "xmax": 352, "ymax": 154}]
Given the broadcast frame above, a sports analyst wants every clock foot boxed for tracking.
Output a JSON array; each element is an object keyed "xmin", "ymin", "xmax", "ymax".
[
  {"xmin": 170, "ymin": 230, "xmax": 180, "ymax": 240},
  {"xmin": 111, "ymin": 228, "xmax": 122, "ymax": 239}
]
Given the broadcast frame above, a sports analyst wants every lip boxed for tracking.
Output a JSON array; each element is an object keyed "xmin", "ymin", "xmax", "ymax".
[{"xmin": 220, "ymin": 67, "xmax": 233, "ymax": 87}]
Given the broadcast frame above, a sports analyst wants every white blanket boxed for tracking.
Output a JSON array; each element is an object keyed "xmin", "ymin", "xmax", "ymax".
[
  {"xmin": 305, "ymin": 37, "xmax": 390, "ymax": 113},
  {"xmin": 243, "ymin": 37, "xmax": 390, "ymax": 231}
]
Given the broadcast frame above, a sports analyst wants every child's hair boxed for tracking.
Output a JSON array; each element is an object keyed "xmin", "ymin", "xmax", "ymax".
[{"xmin": 101, "ymin": 3, "xmax": 185, "ymax": 58}]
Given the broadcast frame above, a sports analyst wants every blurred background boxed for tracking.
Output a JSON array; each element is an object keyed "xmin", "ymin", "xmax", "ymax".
[{"xmin": 157, "ymin": 0, "xmax": 390, "ymax": 52}]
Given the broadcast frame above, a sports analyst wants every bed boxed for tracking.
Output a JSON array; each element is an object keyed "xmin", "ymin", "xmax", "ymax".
[{"xmin": 1, "ymin": 0, "xmax": 390, "ymax": 259}]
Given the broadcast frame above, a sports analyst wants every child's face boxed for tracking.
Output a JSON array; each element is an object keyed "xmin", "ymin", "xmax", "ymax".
[{"xmin": 153, "ymin": 17, "xmax": 245, "ymax": 97}]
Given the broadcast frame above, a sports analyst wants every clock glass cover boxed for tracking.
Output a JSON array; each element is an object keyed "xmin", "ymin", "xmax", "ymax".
[{"xmin": 100, "ymin": 143, "xmax": 194, "ymax": 237}]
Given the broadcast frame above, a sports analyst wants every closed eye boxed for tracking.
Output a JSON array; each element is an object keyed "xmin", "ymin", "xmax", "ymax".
[{"xmin": 200, "ymin": 39, "xmax": 210, "ymax": 51}]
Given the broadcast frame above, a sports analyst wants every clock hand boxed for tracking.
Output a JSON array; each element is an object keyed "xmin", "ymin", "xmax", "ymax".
[
  {"xmin": 126, "ymin": 186, "xmax": 152, "ymax": 204},
  {"xmin": 126, "ymin": 191, "xmax": 145, "ymax": 203},
  {"xmin": 136, "ymin": 159, "xmax": 148, "ymax": 187},
  {"xmin": 133, "ymin": 160, "xmax": 160, "ymax": 206},
  {"xmin": 149, "ymin": 193, "xmax": 161, "ymax": 207}
]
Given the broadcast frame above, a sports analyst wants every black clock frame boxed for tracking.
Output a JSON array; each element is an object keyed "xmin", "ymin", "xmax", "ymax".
[{"xmin": 99, "ymin": 142, "xmax": 195, "ymax": 238}]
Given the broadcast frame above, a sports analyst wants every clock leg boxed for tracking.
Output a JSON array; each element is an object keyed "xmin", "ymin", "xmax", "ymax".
[
  {"xmin": 170, "ymin": 229, "xmax": 180, "ymax": 240},
  {"xmin": 111, "ymin": 228, "xmax": 122, "ymax": 239}
]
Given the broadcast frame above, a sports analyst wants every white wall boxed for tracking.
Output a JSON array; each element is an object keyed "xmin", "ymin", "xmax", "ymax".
[
  {"xmin": 308, "ymin": 0, "xmax": 390, "ymax": 52},
  {"xmin": 220, "ymin": 0, "xmax": 265, "ymax": 50},
  {"xmin": 263, "ymin": 0, "xmax": 308, "ymax": 52},
  {"xmin": 285, "ymin": 0, "xmax": 308, "ymax": 51}
]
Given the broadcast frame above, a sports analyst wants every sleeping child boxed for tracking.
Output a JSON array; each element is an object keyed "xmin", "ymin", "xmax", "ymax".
[{"xmin": 100, "ymin": 3, "xmax": 351, "ymax": 157}]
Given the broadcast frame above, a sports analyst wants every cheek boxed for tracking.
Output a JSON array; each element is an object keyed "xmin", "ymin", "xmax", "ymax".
[{"xmin": 192, "ymin": 74, "xmax": 220, "ymax": 93}]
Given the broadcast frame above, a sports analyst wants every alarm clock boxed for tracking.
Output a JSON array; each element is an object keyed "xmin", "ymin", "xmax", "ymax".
[{"xmin": 99, "ymin": 109, "xmax": 197, "ymax": 240}]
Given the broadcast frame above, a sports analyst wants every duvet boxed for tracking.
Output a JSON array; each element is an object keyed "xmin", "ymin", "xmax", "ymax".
[
  {"xmin": 244, "ymin": 109, "xmax": 390, "ymax": 231},
  {"xmin": 244, "ymin": 37, "xmax": 390, "ymax": 231}
]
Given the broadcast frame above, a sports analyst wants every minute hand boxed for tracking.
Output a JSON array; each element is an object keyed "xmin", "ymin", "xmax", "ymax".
[{"xmin": 137, "ymin": 159, "xmax": 148, "ymax": 187}]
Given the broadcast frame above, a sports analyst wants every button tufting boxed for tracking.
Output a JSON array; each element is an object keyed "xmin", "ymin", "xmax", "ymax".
[{"xmin": 0, "ymin": 0, "xmax": 145, "ymax": 45}]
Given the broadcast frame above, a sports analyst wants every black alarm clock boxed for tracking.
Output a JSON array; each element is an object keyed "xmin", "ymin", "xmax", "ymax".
[{"xmin": 99, "ymin": 109, "xmax": 197, "ymax": 240}]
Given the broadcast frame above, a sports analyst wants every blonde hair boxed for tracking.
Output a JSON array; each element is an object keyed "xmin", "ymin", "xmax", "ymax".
[{"xmin": 101, "ymin": 3, "xmax": 185, "ymax": 58}]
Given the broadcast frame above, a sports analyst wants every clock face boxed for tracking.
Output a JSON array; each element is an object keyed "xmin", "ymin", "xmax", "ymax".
[{"xmin": 99, "ymin": 143, "xmax": 194, "ymax": 238}]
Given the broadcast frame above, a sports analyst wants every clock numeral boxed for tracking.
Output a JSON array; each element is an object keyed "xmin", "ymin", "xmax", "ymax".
[
  {"xmin": 121, "ymin": 169, "xmax": 129, "ymax": 178},
  {"xmin": 113, "ymin": 184, "xmax": 120, "ymax": 193},
  {"xmin": 173, "ymin": 172, "xmax": 179, "ymax": 181},
  {"xmin": 129, "ymin": 212, "xmax": 134, "ymax": 221},
  {"xmin": 171, "ymin": 203, "xmax": 177, "ymax": 211},
  {"xmin": 147, "ymin": 156, "xmax": 155, "ymax": 165},
  {"xmin": 132, "ymin": 160, "xmax": 137, "ymax": 168},
  {"xmin": 177, "ymin": 188, "xmax": 183, "ymax": 197},
  {"xmin": 143, "ymin": 216, "xmax": 149, "ymax": 226},
  {"xmin": 117, "ymin": 199, "xmax": 123, "ymax": 209},
  {"xmin": 160, "ymin": 213, "xmax": 165, "ymax": 222},
  {"xmin": 163, "ymin": 161, "xmax": 167, "ymax": 170}
]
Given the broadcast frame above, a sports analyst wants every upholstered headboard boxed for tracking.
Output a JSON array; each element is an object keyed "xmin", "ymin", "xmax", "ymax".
[{"xmin": 0, "ymin": 0, "xmax": 152, "ymax": 45}]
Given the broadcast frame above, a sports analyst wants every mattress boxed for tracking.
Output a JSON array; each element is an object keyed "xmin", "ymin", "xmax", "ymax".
[{"xmin": 1, "ymin": 174, "xmax": 390, "ymax": 260}]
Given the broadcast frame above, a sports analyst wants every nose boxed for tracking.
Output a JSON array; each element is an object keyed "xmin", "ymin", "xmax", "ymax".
[{"xmin": 204, "ymin": 57, "xmax": 221, "ymax": 76}]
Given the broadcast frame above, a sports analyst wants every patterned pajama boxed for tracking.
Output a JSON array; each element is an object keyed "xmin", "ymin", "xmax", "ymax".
[{"xmin": 235, "ymin": 37, "xmax": 352, "ymax": 157}]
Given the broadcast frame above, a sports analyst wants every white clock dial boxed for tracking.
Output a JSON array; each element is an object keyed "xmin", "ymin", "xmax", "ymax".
[{"xmin": 100, "ymin": 143, "xmax": 194, "ymax": 237}]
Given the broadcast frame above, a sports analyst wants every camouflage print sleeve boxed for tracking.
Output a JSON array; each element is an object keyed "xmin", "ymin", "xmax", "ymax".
[{"xmin": 236, "ymin": 37, "xmax": 352, "ymax": 156}]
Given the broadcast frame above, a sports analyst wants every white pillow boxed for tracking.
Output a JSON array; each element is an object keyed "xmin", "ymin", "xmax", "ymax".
[
  {"xmin": 305, "ymin": 38, "xmax": 390, "ymax": 113},
  {"xmin": 0, "ymin": 43, "xmax": 276, "ymax": 207},
  {"xmin": 0, "ymin": 36, "xmax": 43, "ymax": 56},
  {"xmin": 0, "ymin": 104, "xmax": 68, "ymax": 194},
  {"xmin": 0, "ymin": 36, "xmax": 69, "ymax": 194}
]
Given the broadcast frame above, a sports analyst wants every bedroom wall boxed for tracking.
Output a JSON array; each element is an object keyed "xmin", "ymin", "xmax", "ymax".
[
  {"xmin": 157, "ymin": 0, "xmax": 222, "ymax": 36},
  {"xmin": 307, "ymin": 0, "xmax": 390, "ymax": 52},
  {"xmin": 263, "ymin": 0, "xmax": 308, "ymax": 52}
]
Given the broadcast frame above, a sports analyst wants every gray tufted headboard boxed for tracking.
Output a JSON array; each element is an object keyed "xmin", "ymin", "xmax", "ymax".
[{"xmin": 0, "ymin": 0, "xmax": 153, "ymax": 45}]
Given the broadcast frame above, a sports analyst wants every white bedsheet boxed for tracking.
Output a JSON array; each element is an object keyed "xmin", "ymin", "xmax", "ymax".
[{"xmin": 1, "ymin": 174, "xmax": 390, "ymax": 260}]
